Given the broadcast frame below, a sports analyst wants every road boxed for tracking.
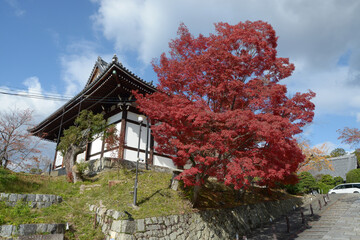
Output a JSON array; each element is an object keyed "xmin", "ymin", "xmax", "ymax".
[{"xmin": 246, "ymin": 194, "xmax": 360, "ymax": 240}]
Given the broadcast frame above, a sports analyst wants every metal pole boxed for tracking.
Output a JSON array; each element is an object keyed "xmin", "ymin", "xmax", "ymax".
[
  {"xmin": 145, "ymin": 119, "xmax": 150, "ymax": 170},
  {"xmin": 286, "ymin": 216, "xmax": 290, "ymax": 233},
  {"xmin": 133, "ymin": 119, "xmax": 143, "ymax": 206},
  {"xmin": 301, "ymin": 210, "xmax": 305, "ymax": 224}
]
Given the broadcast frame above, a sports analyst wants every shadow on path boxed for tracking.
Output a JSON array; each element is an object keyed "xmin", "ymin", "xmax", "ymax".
[{"xmin": 245, "ymin": 194, "xmax": 346, "ymax": 240}]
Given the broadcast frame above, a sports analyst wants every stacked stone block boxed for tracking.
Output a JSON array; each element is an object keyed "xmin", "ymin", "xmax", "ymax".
[
  {"xmin": 0, "ymin": 193, "xmax": 62, "ymax": 208},
  {"xmin": 0, "ymin": 223, "xmax": 65, "ymax": 238},
  {"xmin": 89, "ymin": 197, "xmax": 303, "ymax": 240}
]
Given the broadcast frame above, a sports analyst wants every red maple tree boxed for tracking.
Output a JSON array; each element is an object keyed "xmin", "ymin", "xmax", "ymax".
[
  {"xmin": 134, "ymin": 21, "xmax": 315, "ymax": 204},
  {"xmin": 337, "ymin": 127, "xmax": 360, "ymax": 146}
]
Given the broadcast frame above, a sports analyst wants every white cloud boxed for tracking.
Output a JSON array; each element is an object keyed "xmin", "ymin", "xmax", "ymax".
[
  {"xmin": 5, "ymin": 0, "xmax": 25, "ymax": 16},
  {"xmin": 90, "ymin": 0, "xmax": 360, "ymax": 120},
  {"xmin": 91, "ymin": 0, "xmax": 360, "ymax": 69},
  {"xmin": 314, "ymin": 141, "xmax": 336, "ymax": 155},
  {"xmin": 0, "ymin": 77, "xmax": 62, "ymax": 123},
  {"xmin": 60, "ymin": 41, "xmax": 110, "ymax": 96}
]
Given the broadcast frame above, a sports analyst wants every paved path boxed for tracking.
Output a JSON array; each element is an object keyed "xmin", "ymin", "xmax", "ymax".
[{"xmin": 245, "ymin": 194, "xmax": 360, "ymax": 240}]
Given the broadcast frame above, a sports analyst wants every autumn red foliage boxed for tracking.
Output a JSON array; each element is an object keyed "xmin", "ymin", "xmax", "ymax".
[
  {"xmin": 337, "ymin": 127, "xmax": 360, "ymax": 147},
  {"xmin": 134, "ymin": 21, "xmax": 315, "ymax": 194}
]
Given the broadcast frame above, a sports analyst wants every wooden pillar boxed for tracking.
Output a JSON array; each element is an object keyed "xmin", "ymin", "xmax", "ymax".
[
  {"xmin": 118, "ymin": 110, "xmax": 127, "ymax": 160},
  {"xmin": 100, "ymin": 133, "xmax": 106, "ymax": 159},
  {"xmin": 85, "ymin": 142, "xmax": 91, "ymax": 160},
  {"xmin": 149, "ymin": 134, "xmax": 154, "ymax": 165}
]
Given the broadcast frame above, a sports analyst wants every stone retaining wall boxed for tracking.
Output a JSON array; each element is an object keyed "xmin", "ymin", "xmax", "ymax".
[
  {"xmin": 0, "ymin": 223, "xmax": 65, "ymax": 239},
  {"xmin": 90, "ymin": 197, "xmax": 303, "ymax": 240},
  {"xmin": 0, "ymin": 193, "xmax": 62, "ymax": 208}
]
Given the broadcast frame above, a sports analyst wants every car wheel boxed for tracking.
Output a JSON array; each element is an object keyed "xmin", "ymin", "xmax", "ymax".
[
  {"xmin": 331, "ymin": 192, "xmax": 336, "ymax": 194},
  {"xmin": 354, "ymin": 191, "xmax": 359, "ymax": 193}
]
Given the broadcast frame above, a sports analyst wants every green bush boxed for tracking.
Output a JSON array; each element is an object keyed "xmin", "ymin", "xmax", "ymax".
[
  {"xmin": 284, "ymin": 184, "xmax": 300, "ymax": 195},
  {"xmin": 320, "ymin": 174, "xmax": 335, "ymax": 186},
  {"xmin": 317, "ymin": 182, "xmax": 333, "ymax": 194},
  {"xmin": 76, "ymin": 162, "xmax": 89, "ymax": 176},
  {"xmin": 297, "ymin": 172, "xmax": 318, "ymax": 193},
  {"xmin": 346, "ymin": 169, "xmax": 360, "ymax": 183},
  {"xmin": 334, "ymin": 176, "xmax": 344, "ymax": 185}
]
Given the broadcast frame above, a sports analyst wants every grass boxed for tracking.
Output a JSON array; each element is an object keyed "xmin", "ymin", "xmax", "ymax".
[
  {"xmin": 0, "ymin": 167, "xmax": 193, "ymax": 239},
  {"xmin": 0, "ymin": 167, "xmax": 297, "ymax": 239}
]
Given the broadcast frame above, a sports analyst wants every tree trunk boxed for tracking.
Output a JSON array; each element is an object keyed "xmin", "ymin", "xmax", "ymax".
[
  {"xmin": 64, "ymin": 145, "xmax": 85, "ymax": 183},
  {"xmin": 192, "ymin": 174, "xmax": 201, "ymax": 208},
  {"xmin": 3, "ymin": 159, "xmax": 8, "ymax": 169},
  {"xmin": 2, "ymin": 152, "xmax": 9, "ymax": 169}
]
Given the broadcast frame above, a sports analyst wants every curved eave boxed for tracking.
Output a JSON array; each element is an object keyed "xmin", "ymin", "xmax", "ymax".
[{"xmin": 30, "ymin": 62, "xmax": 157, "ymax": 141}]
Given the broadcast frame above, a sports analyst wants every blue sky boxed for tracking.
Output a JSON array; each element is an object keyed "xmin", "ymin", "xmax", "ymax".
[{"xmin": 1, "ymin": 0, "xmax": 360, "ymax": 157}]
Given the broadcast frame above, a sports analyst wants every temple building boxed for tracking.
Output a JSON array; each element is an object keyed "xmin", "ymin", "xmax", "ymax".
[{"xmin": 30, "ymin": 55, "xmax": 175, "ymax": 172}]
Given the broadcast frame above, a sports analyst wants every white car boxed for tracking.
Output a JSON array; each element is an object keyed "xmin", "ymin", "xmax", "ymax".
[{"xmin": 328, "ymin": 183, "xmax": 360, "ymax": 194}]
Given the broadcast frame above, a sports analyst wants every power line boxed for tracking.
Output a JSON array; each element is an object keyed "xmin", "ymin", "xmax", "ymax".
[
  {"xmin": 0, "ymin": 88, "xmax": 127, "ymax": 104},
  {"xmin": 0, "ymin": 90, "xmax": 69, "ymax": 101}
]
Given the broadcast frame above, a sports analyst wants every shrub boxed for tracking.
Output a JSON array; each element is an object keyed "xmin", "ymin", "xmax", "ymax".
[
  {"xmin": 76, "ymin": 162, "xmax": 89, "ymax": 177},
  {"xmin": 346, "ymin": 169, "xmax": 360, "ymax": 183},
  {"xmin": 334, "ymin": 176, "xmax": 344, "ymax": 185},
  {"xmin": 284, "ymin": 184, "xmax": 300, "ymax": 195},
  {"xmin": 317, "ymin": 182, "xmax": 333, "ymax": 194},
  {"xmin": 320, "ymin": 174, "xmax": 335, "ymax": 186},
  {"xmin": 297, "ymin": 172, "xmax": 317, "ymax": 193}
]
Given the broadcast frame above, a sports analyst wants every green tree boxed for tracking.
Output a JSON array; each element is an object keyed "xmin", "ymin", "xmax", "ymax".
[
  {"xmin": 346, "ymin": 169, "xmax": 360, "ymax": 183},
  {"xmin": 353, "ymin": 149, "xmax": 360, "ymax": 168},
  {"xmin": 330, "ymin": 148, "xmax": 346, "ymax": 158},
  {"xmin": 317, "ymin": 174, "xmax": 335, "ymax": 194},
  {"xmin": 297, "ymin": 172, "xmax": 317, "ymax": 193},
  {"xmin": 320, "ymin": 174, "xmax": 335, "ymax": 186},
  {"xmin": 57, "ymin": 110, "xmax": 107, "ymax": 183},
  {"xmin": 334, "ymin": 176, "xmax": 344, "ymax": 186}
]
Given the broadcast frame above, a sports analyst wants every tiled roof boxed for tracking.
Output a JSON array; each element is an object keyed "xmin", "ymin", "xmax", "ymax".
[
  {"xmin": 308, "ymin": 154, "xmax": 357, "ymax": 179},
  {"xmin": 85, "ymin": 55, "xmax": 155, "ymax": 89}
]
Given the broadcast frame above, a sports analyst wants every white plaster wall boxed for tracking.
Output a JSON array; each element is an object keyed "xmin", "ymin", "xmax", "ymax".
[
  {"xmin": 153, "ymin": 155, "xmax": 176, "ymax": 169},
  {"xmin": 107, "ymin": 112, "xmax": 122, "ymax": 124},
  {"xmin": 90, "ymin": 136, "xmax": 103, "ymax": 155},
  {"xmin": 104, "ymin": 122, "xmax": 121, "ymax": 150},
  {"xmin": 103, "ymin": 149, "xmax": 119, "ymax": 158},
  {"xmin": 125, "ymin": 122, "xmax": 150, "ymax": 150},
  {"xmin": 123, "ymin": 149, "xmax": 146, "ymax": 163},
  {"xmin": 89, "ymin": 154, "xmax": 101, "ymax": 160},
  {"xmin": 55, "ymin": 151, "xmax": 63, "ymax": 168},
  {"xmin": 127, "ymin": 111, "xmax": 148, "ymax": 125},
  {"xmin": 76, "ymin": 152, "xmax": 86, "ymax": 163}
]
